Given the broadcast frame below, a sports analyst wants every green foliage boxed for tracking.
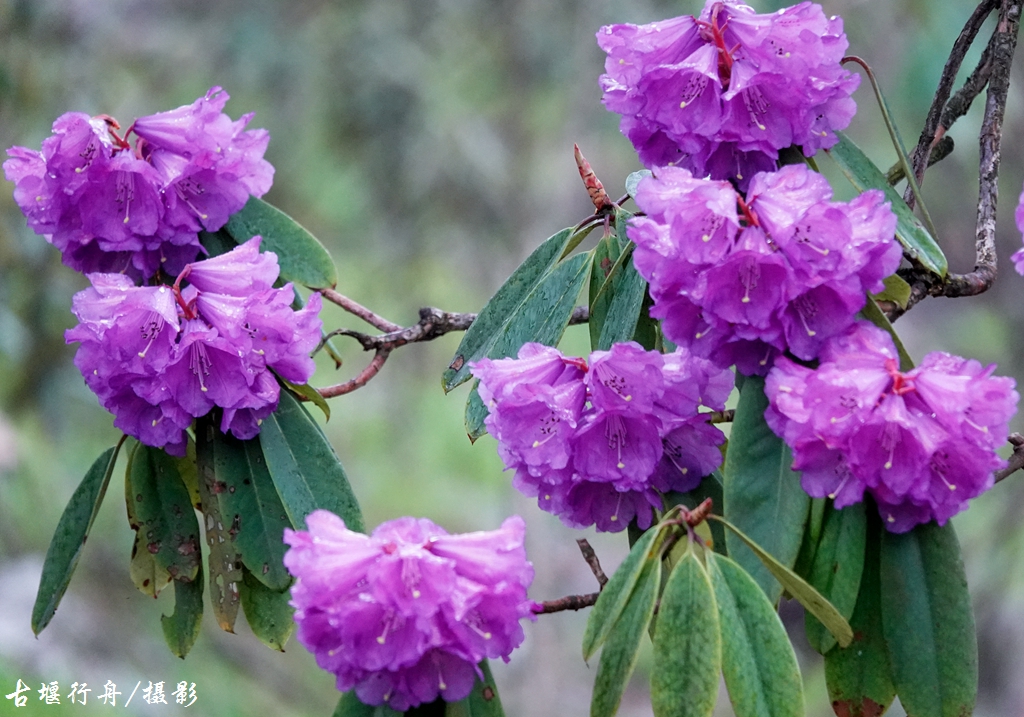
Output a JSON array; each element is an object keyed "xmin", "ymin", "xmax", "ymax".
[
  {"xmin": 127, "ymin": 444, "xmax": 202, "ymax": 583},
  {"xmin": 587, "ymin": 209, "xmax": 649, "ymax": 352},
  {"xmin": 31, "ymin": 443, "xmax": 122, "ymax": 635},
  {"xmin": 650, "ymin": 546, "xmax": 721, "ymax": 717},
  {"xmin": 707, "ymin": 552, "xmax": 804, "ymax": 717},
  {"xmin": 591, "ymin": 558, "xmax": 661, "ymax": 717},
  {"xmin": 825, "ymin": 515, "xmax": 896, "ymax": 717},
  {"xmin": 259, "ymin": 389, "xmax": 365, "ymax": 533},
  {"xmin": 712, "ymin": 516, "xmax": 853, "ymax": 649},
  {"xmin": 804, "ymin": 502, "xmax": 867, "ymax": 655},
  {"xmin": 443, "ymin": 227, "xmax": 577, "ymax": 392},
  {"xmin": 211, "ymin": 431, "xmax": 293, "ymax": 591},
  {"xmin": 624, "ymin": 170, "xmax": 652, "ymax": 200},
  {"xmin": 826, "ymin": 132, "xmax": 947, "ymax": 277},
  {"xmin": 860, "ymin": 295, "xmax": 915, "ymax": 371},
  {"xmin": 225, "ymin": 196, "xmax": 338, "ymax": 289},
  {"xmin": 872, "ymin": 274, "xmax": 913, "ymax": 310},
  {"xmin": 446, "ymin": 661, "xmax": 507, "ymax": 717},
  {"xmin": 239, "ymin": 566, "xmax": 295, "ymax": 652},
  {"xmin": 161, "ymin": 567, "xmax": 205, "ymax": 659},
  {"xmin": 582, "ymin": 524, "xmax": 667, "ymax": 662},
  {"xmin": 880, "ymin": 521, "xmax": 978, "ymax": 717},
  {"xmin": 723, "ymin": 375, "xmax": 810, "ymax": 604}
]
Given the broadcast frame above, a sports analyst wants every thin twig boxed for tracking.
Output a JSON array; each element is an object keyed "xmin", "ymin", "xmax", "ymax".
[
  {"xmin": 995, "ymin": 433, "xmax": 1024, "ymax": 484},
  {"xmin": 576, "ymin": 539, "xmax": 609, "ymax": 589},
  {"xmin": 320, "ymin": 288, "xmax": 402, "ymax": 333},
  {"xmin": 907, "ymin": 0, "xmax": 999, "ymax": 200},
  {"xmin": 532, "ymin": 593, "xmax": 601, "ymax": 615},
  {"xmin": 314, "ymin": 305, "xmax": 591, "ymax": 397},
  {"xmin": 891, "ymin": 0, "xmax": 1021, "ymax": 319}
]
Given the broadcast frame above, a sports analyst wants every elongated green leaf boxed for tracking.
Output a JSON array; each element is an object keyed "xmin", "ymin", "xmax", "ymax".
[
  {"xmin": 212, "ymin": 432, "xmax": 293, "ymax": 591},
  {"xmin": 225, "ymin": 196, "xmax": 338, "ymax": 289},
  {"xmin": 711, "ymin": 516, "xmax": 853, "ymax": 648},
  {"xmin": 32, "ymin": 443, "xmax": 122, "ymax": 635},
  {"xmin": 199, "ymin": 228, "xmax": 238, "ymax": 259},
  {"xmin": 880, "ymin": 521, "xmax": 977, "ymax": 717},
  {"xmin": 591, "ymin": 558, "xmax": 661, "ymax": 717},
  {"xmin": 825, "ymin": 512, "xmax": 895, "ymax": 717},
  {"xmin": 463, "ymin": 252, "xmax": 591, "ymax": 440},
  {"xmin": 794, "ymin": 497, "xmax": 827, "ymax": 580},
  {"xmin": 259, "ymin": 389, "xmax": 365, "ymax": 532},
  {"xmin": 333, "ymin": 692, "xmax": 402, "ymax": 717},
  {"xmin": 486, "ymin": 252, "xmax": 591, "ymax": 362},
  {"xmin": 589, "ymin": 232, "xmax": 623, "ymax": 349},
  {"xmin": 597, "ymin": 254, "xmax": 647, "ymax": 352},
  {"xmin": 651, "ymin": 547, "xmax": 721, "ymax": 717},
  {"xmin": 444, "ymin": 228, "xmax": 574, "ymax": 391},
  {"xmin": 128, "ymin": 445, "xmax": 202, "ymax": 582},
  {"xmin": 723, "ymin": 375, "xmax": 810, "ymax": 604},
  {"xmin": 707, "ymin": 552, "xmax": 804, "ymax": 717},
  {"xmin": 446, "ymin": 661, "xmax": 506, "ymax": 717},
  {"xmin": 239, "ymin": 567, "xmax": 294, "ymax": 651},
  {"xmin": 195, "ymin": 418, "xmax": 243, "ymax": 632},
  {"xmin": 826, "ymin": 132, "xmax": 947, "ymax": 277},
  {"xmin": 583, "ymin": 524, "xmax": 666, "ymax": 661},
  {"xmin": 804, "ymin": 502, "xmax": 866, "ymax": 655},
  {"xmin": 161, "ymin": 566, "xmax": 204, "ymax": 659}
]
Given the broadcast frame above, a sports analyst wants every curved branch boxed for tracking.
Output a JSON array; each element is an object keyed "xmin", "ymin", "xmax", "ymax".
[
  {"xmin": 318, "ymin": 349, "xmax": 391, "ymax": 398},
  {"xmin": 320, "ymin": 288, "xmax": 402, "ymax": 333}
]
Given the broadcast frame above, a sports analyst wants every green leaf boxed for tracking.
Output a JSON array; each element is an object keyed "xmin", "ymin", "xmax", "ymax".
[
  {"xmin": 279, "ymin": 375, "xmax": 331, "ymax": 422},
  {"xmin": 239, "ymin": 566, "xmax": 295, "ymax": 652},
  {"xmin": 588, "ymin": 232, "xmax": 623, "ymax": 350},
  {"xmin": 871, "ymin": 274, "xmax": 912, "ymax": 311},
  {"xmin": 464, "ymin": 382, "xmax": 489, "ymax": 443},
  {"xmin": 195, "ymin": 418, "xmax": 244, "ymax": 633},
  {"xmin": 597, "ymin": 253, "xmax": 647, "ymax": 351},
  {"xmin": 707, "ymin": 552, "xmax": 804, "ymax": 717},
  {"xmin": 259, "ymin": 389, "xmax": 365, "ymax": 532},
  {"xmin": 128, "ymin": 445, "xmax": 202, "ymax": 582},
  {"xmin": 625, "ymin": 170, "xmax": 653, "ymax": 199},
  {"xmin": 225, "ymin": 196, "xmax": 338, "ymax": 289},
  {"xmin": 443, "ymin": 227, "xmax": 577, "ymax": 391},
  {"xmin": 826, "ymin": 132, "xmax": 947, "ymax": 277},
  {"xmin": 804, "ymin": 502, "xmax": 866, "ymax": 655},
  {"xmin": 446, "ymin": 661, "xmax": 507, "ymax": 717},
  {"xmin": 793, "ymin": 498, "xmax": 827, "ymax": 580},
  {"xmin": 860, "ymin": 295, "xmax": 914, "ymax": 372},
  {"xmin": 582, "ymin": 524, "xmax": 666, "ymax": 662},
  {"xmin": 161, "ymin": 567, "xmax": 204, "ymax": 659},
  {"xmin": 650, "ymin": 547, "xmax": 721, "ymax": 717},
  {"xmin": 333, "ymin": 692, "xmax": 402, "ymax": 717},
  {"xmin": 825, "ymin": 512, "xmax": 895, "ymax": 717},
  {"xmin": 32, "ymin": 443, "xmax": 122, "ymax": 635},
  {"xmin": 591, "ymin": 558, "xmax": 661, "ymax": 717},
  {"xmin": 212, "ymin": 431, "xmax": 293, "ymax": 591},
  {"xmin": 879, "ymin": 521, "xmax": 977, "ymax": 717},
  {"xmin": 723, "ymin": 375, "xmax": 810, "ymax": 604},
  {"xmin": 198, "ymin": 228, "xmax": 239, "ymax": 259},
  {"xmin": 711, "ymin": 516, "xmax": 853, "ymax": 649}
]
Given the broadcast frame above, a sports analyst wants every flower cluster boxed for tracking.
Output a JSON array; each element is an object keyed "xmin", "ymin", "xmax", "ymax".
[
  {"xmin": 628, "ymin": 163, "xmax": 901, "ymax": 375},
  {"xmin": 765, "ymin": 321, "xmax": 1018, "ymax": 532},
  {"xmin": 65, "ymin": 238, "xmax": 321, "ymax": 455},
  {"xmin": 4, "ymin": 87, "xmax": 272, "ymax": 279},
  {"xmin": 283, "ymin": 510, "xmax": 535, "ymax": 711},
  {"xmin": 471, "ymin": 342, "xmax": 733, "ymax": 532},
  {"xmin": 597, "ymin": 0, "xmax": 859, "ymax": 183}
]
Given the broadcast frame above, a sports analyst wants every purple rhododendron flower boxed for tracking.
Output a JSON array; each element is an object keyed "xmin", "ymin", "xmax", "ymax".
[
  {"xmin": 765, "ymin": 321, "xmax": 1019, "ymax": 532},
  {"xmin": 4, "ymin": 87, "xmax": 273, "ymax": 279},
  {"xmin": 65, "ymin": 237, "xmax": 321, "ymax": 454},
  {"xmin": 597, "ymin": 0, "xmax": 859, "ymax": 183},
  {"xmin": 629, "ymin": 164, "xmax": 901, "ymax": 374},
  {"xmin": 283, "ymin": 510, "xmax": 535, "ymax": 711},
  {"xmin": 471, "ymin": 341, "xmax": 731, "ymax": 531}
]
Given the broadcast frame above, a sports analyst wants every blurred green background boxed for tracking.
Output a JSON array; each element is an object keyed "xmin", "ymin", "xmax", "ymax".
[{"xmin": 2, "ymin": 0, "xmax": 1024, "ymax": 715}]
